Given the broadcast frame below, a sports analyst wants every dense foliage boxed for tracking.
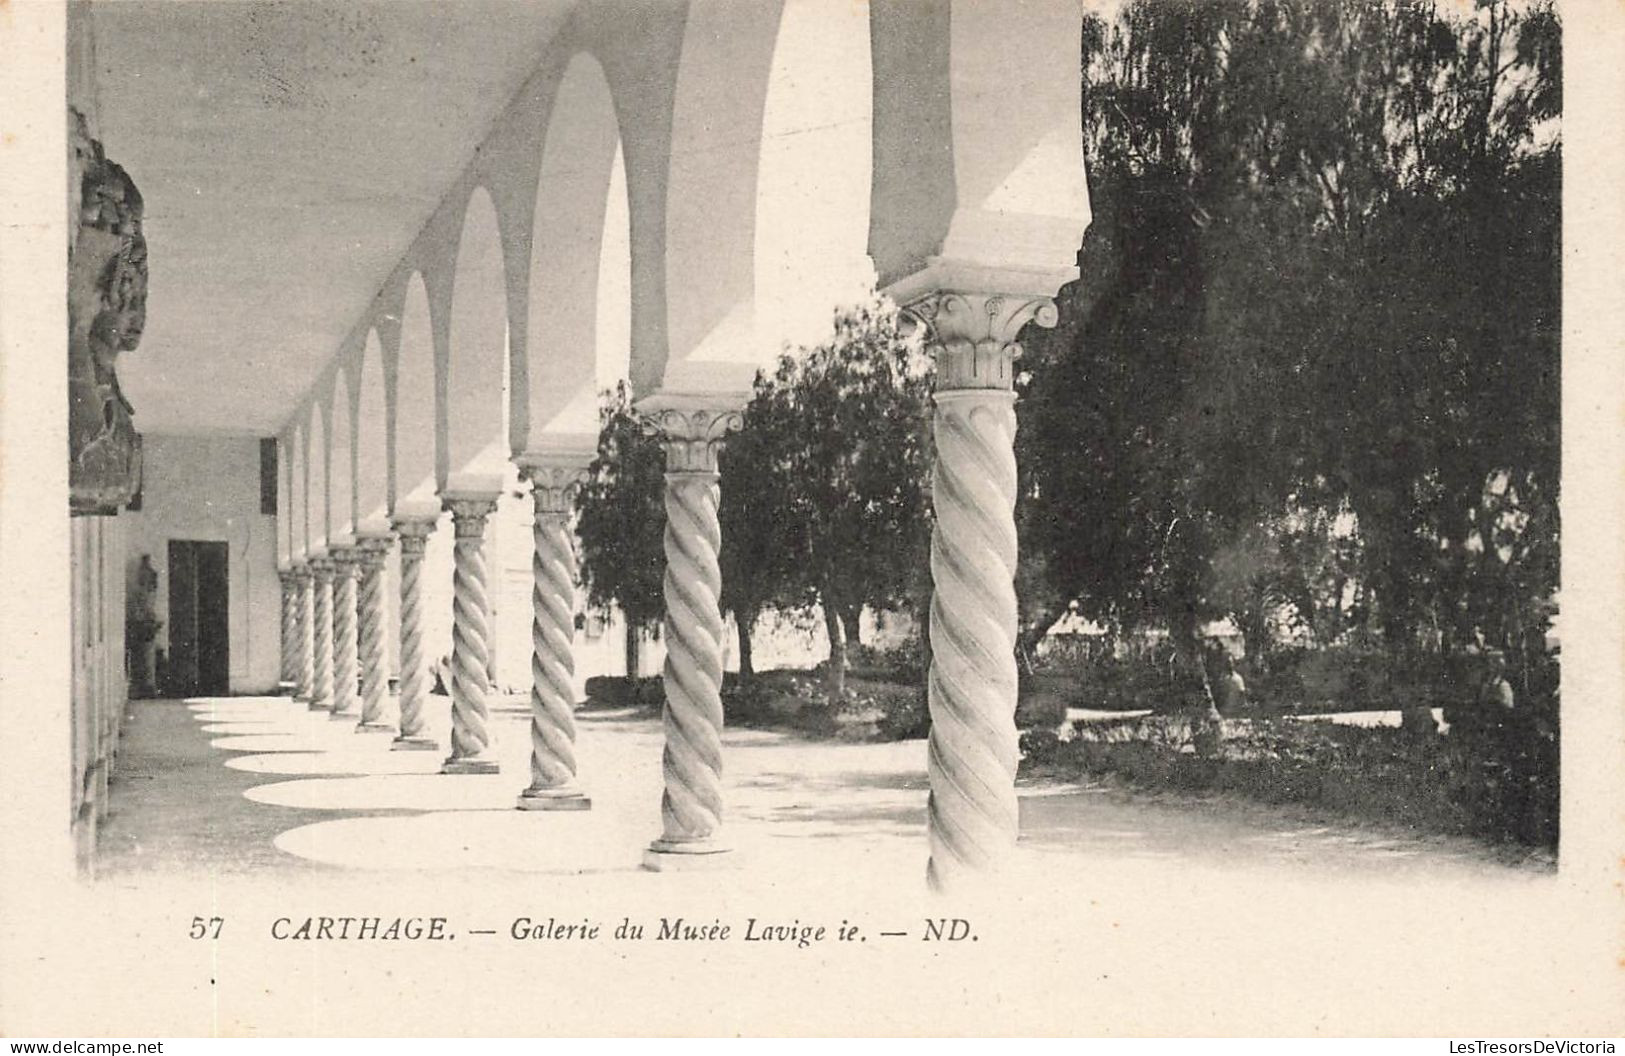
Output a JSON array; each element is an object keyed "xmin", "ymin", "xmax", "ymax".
[
  {"xmin": 1019, "ymin": 0, "xmax": 1560, "ymax": 709},
  {"xmin": 576, "ymin": 300, "xmax": 932, "ymax": 704}
]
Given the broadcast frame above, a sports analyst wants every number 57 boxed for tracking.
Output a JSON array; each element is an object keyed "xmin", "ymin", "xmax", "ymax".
[{"xmin": 189, "ymin": 916, "xmax": 224, "ymax": 939}]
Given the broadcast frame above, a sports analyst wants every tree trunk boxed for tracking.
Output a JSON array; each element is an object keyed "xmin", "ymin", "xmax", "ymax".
[
  {"xmin": 735, "ymin": 606, "xmax": 756, "ymax": 687},
  {"xmin": 840, "ymin": 602, "xmax": 864, "ymax": 650},
  {"xmin": 624, "ymin": 620, "xmax": 641, "ymax": 681},
  {"xmin": 823, "ymin": 596, "xmax": 847, "ymax": 706},
  {"xmin": 1170, "ymin": 604, "xmax": 1221, "ymax": 756},
  {"xmin": 1015, "ymin": 598, "xmax": 1072, "ymax": 673},
  {"xmin": 1238, "ymin": 592, "xmax": 1271, "ymax": 678}
]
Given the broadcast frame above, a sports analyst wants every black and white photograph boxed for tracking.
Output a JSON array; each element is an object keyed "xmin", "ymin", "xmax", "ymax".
[{"xmin": 1, "ymin": 0, "xmax": 1622, "ymax": 1040}]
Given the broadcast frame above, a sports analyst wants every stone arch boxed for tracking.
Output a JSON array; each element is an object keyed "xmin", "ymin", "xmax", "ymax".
[
  {"xmin": 521, "ymin": 51, "xmax": 630, "ymax": 447},
  {"xmin": 659, "ymin": 0, "xmax": 785, "ymax": 385},
  {"xmin": 328, "ymin": 368, "xmax": 355, "ymax": 543},
  {"xmin": 277, "ymin": 428, "xmax": 293, "ymax": 567},
  {"xmin": 443, "ymin": 185, "xmax": 510, "ymax": 490},
  {"xmin": 307, "ymin": 402, "xmax": 327, "ymax": 552},
  {"xmin": 289, "ymin": 422, "xmax": 307, "ymax": 560},
  {"xmin": 395, "ymin": 272, "xmax": 437, "ymax": 509},
  {"xmin": 598, "ymin": 140, "xmax": 632, "ymax": 396},
  {"xmin": 355, "ymin": 329, "xmax": 389, "ymax": 532},
  {"xmin": 754, "ymin": 0, "xmax": 875, "ymax": 351}
]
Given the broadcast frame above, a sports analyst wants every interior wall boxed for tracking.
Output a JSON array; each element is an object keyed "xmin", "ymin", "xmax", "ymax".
[
  {"xmin": 123, "ymin": 433, "xmax": 281, "ymax": 694},
  {"xmin": 69, "ymin": 512, "xmax": 126, "ymax": 866}
]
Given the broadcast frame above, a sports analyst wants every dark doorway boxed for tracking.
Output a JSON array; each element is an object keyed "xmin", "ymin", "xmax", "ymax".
[{"xmin": 166, "ymin": 540, "xmax": 230, "ymax": 696}]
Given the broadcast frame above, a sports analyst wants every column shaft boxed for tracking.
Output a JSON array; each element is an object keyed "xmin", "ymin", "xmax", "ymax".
[
  {"xmin": 906, "ymin": 289, "xmax": 1058, "ymax": 891},
  {"xmin": 310, "ymin": 561, "xmax": 334, "ymax": 711},
  {"xmin": 354, "ymin": 539, "xmax": 392, "ymax": 731},
  {"xmin": 391, "ymin": 517, "xmax": 437, "ymax": 750},
  {"xmin": 442, "ymin": 495, "xmax": 500, "ymax": 774},
  {"xmin": 330, "ymin": 554, "xmax": 360, "ymax": 719},
  {"xmin": 925, "ymin": 389, "xmax": 1021, "ymax": 890},
  {"xmin": 295, "ymin": 568, "xmax": 314, "ymax": 701},
  {"xmin": 638, "ymin": 401, "xmax": 741, "ymax": 869},
  {"xmin": 278, "ymin": 571, "xmax": 297, "ymax": 691},
  {"xmin": 517, "ymin": 463, "xmax": 589, "ymax": 810}
]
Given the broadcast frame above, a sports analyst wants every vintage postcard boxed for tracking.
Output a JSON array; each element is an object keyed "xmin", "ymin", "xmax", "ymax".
[{"xmin": 1, "ymin": 0, "xmax": 1621, "ymax": 1039}]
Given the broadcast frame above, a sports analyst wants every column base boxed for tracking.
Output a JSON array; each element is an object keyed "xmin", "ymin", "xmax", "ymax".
[
  {"xmin": 516, "ymin": 786, "xmax": 591, "ymax": 811},
  {"xmin": 642, "ymin": 837, "xmax": 736, "ymax": 872},
  {"xmin": 329, "ymin": 706, "xmax": 360, "ymax": 721},
  {"xmin": 277, "ymin": 681, "xmax": 296, "ymax": 696},
  {"xmin": 391, "ymin": 735, "xmax": 439, "ymax": 752},
  {"xmin": 441, "ymin": 756, "xmax": 500, "ymax": 775},
  {"xmin": 308, "ymin": 699, "xmax": 331, "ymax": 712},
  {"xmin": 355, "ymin": 721, "xmax": 395, "ymax": 734}
]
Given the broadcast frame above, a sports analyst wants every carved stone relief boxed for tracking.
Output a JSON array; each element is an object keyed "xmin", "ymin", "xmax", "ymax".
[{"xmin": 68, "ymin": 107, "xmax": 147, "ymax": 516}]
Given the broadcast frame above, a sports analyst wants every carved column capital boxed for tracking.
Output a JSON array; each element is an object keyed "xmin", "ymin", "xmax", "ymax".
[
  {"xmin": 442, "ymin": 493, "xmax": 500, "ymax": 538},
  {"xmin": 351, "ymin": 531, "xmax": 394, "ymax": 569},
  {"xmin": 638, "ymin": 395, "xmax": 744, "ymax": 474},
  {"xmin": 518, "ymin": 461, "xmax": 590, "ymax": 517},
  {"xmin": 326, "ymin": 547, "xmax": 364, "ymax": 578},
  {"xmin": 902, "ymin": 290, "xmax": 1059, "ymax": 392},
  {"xmin": 391, "ymin": 513, "xmax": 436, "ymax": 556}
]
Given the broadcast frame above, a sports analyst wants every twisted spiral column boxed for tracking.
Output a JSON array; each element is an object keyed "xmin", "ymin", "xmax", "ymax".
[
  {"xmin": 309, "ymin": 559, "xmax": 335, "ymax": 711},
  {"xmin": 906, "ymin": 289, "xmax": 1060, "ymax": 892},
  {"xmin": 353, "ymin": 535, "xmax": 394, "ymax": 732},
  {"xmin": 516, "ymin": 459, "xmax": 591, "ymax": 810},
  {"xmin": 639, "ymin": 400, "xmax": 742, "ymax": 869},
  {"xmin": 390, "ymin": 515, "xmax": 438, "ymax": 751},
  {"xmin": 441, "ymin": 493, "xmax": 500, "ymax": 774},
  {"xmin": 277, "ymin": 570, "xmax": 297, "ymax": 692},
  {"xmin": 293, "ymin": 565, "xmax": 314, "ymax": 701},
  {"xmin": 329, "ymin": 551, "xmax": 361, "ymax": 719}
]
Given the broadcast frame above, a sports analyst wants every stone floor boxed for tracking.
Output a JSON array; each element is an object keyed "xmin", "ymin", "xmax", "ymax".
[
  {"xmin": 50, "ymin": 693, "xmax": 1616, "ymax": 1036},
  {"xmin": 98, "ymin": 693, "xmax": 1532, "ymax": 885}
]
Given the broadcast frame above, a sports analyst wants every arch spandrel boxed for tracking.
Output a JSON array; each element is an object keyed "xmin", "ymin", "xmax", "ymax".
[
  {"xmin": 443, "ymin": 185, "xmax": 510, "ymax": 492},
  {"xmin": 307, "ymin": 402, "xmax": 328, "ymax": 553},
  {"xmin": 328, "ymin": 369, "xmax": 355, "ymax": 544},
  {"xmin": 523, "ymin": 52, "xmax": 626, "ymax": 448},
  {"xmin": 395, "ymin": 272, "xmax": 438, "ymax": 510},
  {"xmin": 658, "ymin": 0, "xmax": 785, "ymax": 391},
  {"xmin": 289, "ymin": 422, "xmax": 307, "ymax": 562},
  {"xmin": 277, "ymin": 429, "xmax": 294, "ymax": 566},
  {"xmin": 754, "ymin": 0, "xmax": 876, "ymax": 354},
  {"xmin": 355, "ymin": 330, "xmax": 390, "ymax": 532}
]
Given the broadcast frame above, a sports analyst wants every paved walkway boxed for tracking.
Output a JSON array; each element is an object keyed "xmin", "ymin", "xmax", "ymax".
[
  {"xmin": 65, "ymin": 694, "xmax": 1608, "ymax": 1037},
  {"xmin": 97, "ymin": 693, "xmax": 1542, "ymax": 888}
]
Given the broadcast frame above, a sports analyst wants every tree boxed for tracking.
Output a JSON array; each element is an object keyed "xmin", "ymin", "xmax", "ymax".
[
  {"xmin": 575, "ymin": 382, "xmax": 666, "ymax": 680},
  {"xmin": 1018, "ymin": 0, "xmax": 1560, "ymax": 714},
  {"xmin": 576, "ymin": 301, "xmax": 934, "ymax": 705},
  {"xmin": 748, "ymin": 299, "xmax": 933, "ymax": 703}
]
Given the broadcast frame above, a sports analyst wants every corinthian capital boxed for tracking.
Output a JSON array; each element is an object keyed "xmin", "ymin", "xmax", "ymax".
[
  {"xmin": 516, "ymin": 439, "xmax": 595, "ymax": 516},
  {"xmin": 637, "ymin": 393, "xmax": 744, "ymax": 474},
  {"xmin": 441, "ymin": 492, "xmax": 499, "ymax": 538},
  {"xmin": 391, "ymin": 510, "xmax": 437, "ymax": 556},
  {"xmin": 903, "ymin": 290, "xmax": 1058, "ymax": 391}
]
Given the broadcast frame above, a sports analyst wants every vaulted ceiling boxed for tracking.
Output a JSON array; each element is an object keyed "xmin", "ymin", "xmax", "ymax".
[{"xmin": 86, "ymin": 0, "xmax": 576, "ymax": 436}]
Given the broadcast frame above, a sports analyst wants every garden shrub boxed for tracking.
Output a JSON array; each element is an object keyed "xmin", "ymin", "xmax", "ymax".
[{"xmin": 1027, "ymin": 706, "xmax": 1558, "ymax": 850}]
